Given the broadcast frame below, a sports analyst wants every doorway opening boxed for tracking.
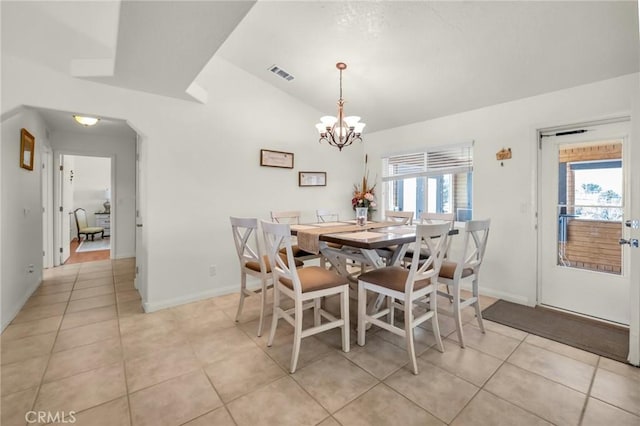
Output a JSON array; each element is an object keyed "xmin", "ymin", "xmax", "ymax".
[{"xmin": 58, "ymin": 154, "xmax": 112, "ymax": 265}]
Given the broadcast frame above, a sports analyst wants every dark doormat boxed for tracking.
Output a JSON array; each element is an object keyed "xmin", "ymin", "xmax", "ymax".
[{"xmin": 482, "ymin": 300, "xmax": 629, "ymax": 363}]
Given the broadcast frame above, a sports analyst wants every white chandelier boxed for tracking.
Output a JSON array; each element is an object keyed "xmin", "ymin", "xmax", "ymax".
[{"xmin": 315, "ymin": 62, "xmax": 365, "ymax": 151}]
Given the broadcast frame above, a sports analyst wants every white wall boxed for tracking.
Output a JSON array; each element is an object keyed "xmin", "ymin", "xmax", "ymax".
[
  {"xmin": 2, "ymin": 54, "xmax": 363, "ymax": 311},
  {"xmin": 1, "ymin": 107, "xmax": 52, "ymax": 329},
  {"xmin": 69, "ymin": 155, "xmax": 111, "ymax": 240},
  {"xmin": 365, "ymin": 73, "xmax": 638, "ymax": 306},
  {"xmin": 51, "ymin": 132, "xmax": 136, "ymax": 259}
]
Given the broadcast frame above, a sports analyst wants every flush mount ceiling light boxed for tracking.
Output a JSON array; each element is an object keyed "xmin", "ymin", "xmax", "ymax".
[
  {"xmin": 73, "ymin": 115, "xmax": 100, "ymax": 127},
  {"xmin": 315, "ymin": 62, "xmax": 365, "ymax": 151}
]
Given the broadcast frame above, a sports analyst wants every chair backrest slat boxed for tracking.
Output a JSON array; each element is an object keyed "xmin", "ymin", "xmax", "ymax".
[
  {"xmin": 385, "ymin": 210, "xmax": 414, "ymax": 225},
  {"xmin": 406, "ymin": 223, "xmax": 450, "ymax": 294},
  {"xmin": 271, "ymin": 210, "xmax": 301, "ymax": 224},
  {"xmin": 261, "ymin": 220, "xmax": 301, "ymax": 294},
  {"xmin": 459, "ymin": 219, "xmax": 491, "ymax": 275},
  {"xmin": 316, "ymin": 209, "xmax": 339, "ymax": 222},
  {"xmin": 230, "ymin": 217, "xmax": 266, "ymax": 272},
  {"xmin": 419, "ymin": 212, "xmax": 455, "ymax": 224}
]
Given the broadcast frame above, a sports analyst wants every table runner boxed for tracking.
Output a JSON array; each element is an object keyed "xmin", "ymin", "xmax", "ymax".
[
  {"xmin": 297, "ymin": 221, "xmax": 401, "ymax": 254},
  {"xmin": 331, "ymin": 231, "xmax": 387, "ymax": 241}
]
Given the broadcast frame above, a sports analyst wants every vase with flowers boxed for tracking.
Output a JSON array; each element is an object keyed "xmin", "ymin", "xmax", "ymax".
[{"xmin": 352, "ymin": 155, "xmax": 376, "ymax": 220}]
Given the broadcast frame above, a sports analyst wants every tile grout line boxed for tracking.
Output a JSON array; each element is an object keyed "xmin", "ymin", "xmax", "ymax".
[
  {"xmin": 459, "ymin": 332, "xmax": 558, "ymax": 425},
  {"xmin": 110, "ymin": 262, "xmax": 137, "ymax": 426},
  {"xmin": 27, "ymin": 267, "xmax": 80, "ymax": 424},
  {"xmin": 181, "ymin": 307, "xmax": 240, "ymax": 426},
  {"xmin": 578, "ymin": 356, "xmax": 601, "ymax": 425}
]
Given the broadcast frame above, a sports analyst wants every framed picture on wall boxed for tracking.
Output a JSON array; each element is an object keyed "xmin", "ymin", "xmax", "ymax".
[
  {"xmin": 20, "ymin": 128, "xmax": 35, "ymax": 171},
  {"xmin": 298, "ymin": 171, "xmax": 327, "ymax": 187},
  {"xmin": 260, "ymin": 149, "xmax": 294, "ymax": 169}
]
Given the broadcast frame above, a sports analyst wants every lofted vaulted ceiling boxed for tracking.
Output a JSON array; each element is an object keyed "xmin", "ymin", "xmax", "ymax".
[{"xmin": 2, "ymin": 1, "xmax": 638, "ymax": 133}]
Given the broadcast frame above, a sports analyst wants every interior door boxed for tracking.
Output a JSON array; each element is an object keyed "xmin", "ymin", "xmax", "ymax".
[
  {"xmin": 59, "ymin": 155, "xmax": 74, "ymax": 264},
  {"xmin": 134, "ymin": 136, "xmax": 147, "ymax": 301},
  {"xmin": 41, "ymin": 148, "xmax": 52, "ymax": 268},
  {"xmin": 539, "ymin": 120, "xmax": 631, "ymax": 325}
]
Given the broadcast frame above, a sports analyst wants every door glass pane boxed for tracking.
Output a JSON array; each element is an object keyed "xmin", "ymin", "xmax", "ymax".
[{"xmin": 557, "ymin": 143, "xmax": 623, "ymax": 274}]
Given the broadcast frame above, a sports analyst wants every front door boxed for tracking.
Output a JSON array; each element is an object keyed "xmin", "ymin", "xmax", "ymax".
[{"xmin": 539, "ymin": 120, "xmax": 631, "ymax": 325}]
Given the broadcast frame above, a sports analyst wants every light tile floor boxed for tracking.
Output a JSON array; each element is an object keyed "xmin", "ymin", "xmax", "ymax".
[{"xmin": 2, "ymin": 258, "xmax": 639, "ymax": 425}]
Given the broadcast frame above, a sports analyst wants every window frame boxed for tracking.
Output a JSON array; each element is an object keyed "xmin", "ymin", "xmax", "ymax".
[{"xmin": 381, "ymin": 142, "xmax": 473, "ymax": 220}]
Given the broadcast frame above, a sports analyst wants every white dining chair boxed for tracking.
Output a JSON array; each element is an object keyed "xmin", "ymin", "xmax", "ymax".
[
  {"xmin": 230, "ymin": 217, "xmax": 303, "ymax": 336},
  {"xmin": 377, "ymin": 211, "xmax": 415, "ymax": 263},
  {"xmin": 357, "ymin": 222, "xmax": 450, "ymax": 375},
  {"xmin": 419, "ymin": 211, "xmax": 455, "ymax": 224},
  {"xmin": 316, "ymin": 209, "xmax": 339, "ymax": 222},
  {"xmin": 437, "ymin": 219, "xmax": 491, "ymax": 348},
  {"xmin": 405, "ymin": 211, "xmax": 457, "ymax": 262},
  {"xmin": 385, "ymin": 210, "xmax": 414, "ymax": 225},
  {"xmin": 270, "ymin": 210, "xmax": 320, "ymax": 262},
  {"xmin": 262, "ymin": 220, "xmax": 350, "ymax": 373}
]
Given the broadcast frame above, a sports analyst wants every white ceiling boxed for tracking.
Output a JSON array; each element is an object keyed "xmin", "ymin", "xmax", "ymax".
[
  {"xmin": 31, "ymin": 107, "xmax": 136, "ymax": 139},
  {"xmin": 3, "ymin": 1, "xmax": 639, "ymax": 135}
]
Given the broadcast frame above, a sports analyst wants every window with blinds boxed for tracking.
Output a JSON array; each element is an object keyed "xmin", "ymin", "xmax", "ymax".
[
  {"xmin": 382, "ymin": 143, "xmax": 473, "ymax": 220},
  {"xmin": 382, "ymin": 144, "xmax": 473, "ymax": 181}
]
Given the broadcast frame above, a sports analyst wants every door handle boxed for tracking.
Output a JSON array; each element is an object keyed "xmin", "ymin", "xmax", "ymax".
[
  {"xmin": 136, "ymin": 224, "xmax": 143, "ymax": 228},
  {"xmin": 625, "ymin": 219, "xmax": 639, "ymax": 229},
  {"xmin": 619, "ymin": 238, "xmax": 639, "ymax": 247}
]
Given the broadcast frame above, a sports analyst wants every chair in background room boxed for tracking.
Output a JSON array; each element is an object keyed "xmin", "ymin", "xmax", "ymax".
[
  {"xmin": 230, "ymin": 217, "xmax": 303, "ymax": 336},
  {"xmin": 316, "ymin": 209, "xmax": 340, "ymax": 222},
  {"xmin": 357, "ymin": 223, "xmax": 451, "ymax": 374},
  {"xmin": 73, "ymin": 208, "xmax": 104, "ymax": 241},
  {"xmin": 262, "ymin": 220, "xmax": 350, "ymax": 373},
  {"xmin": 437, "ymin": 219, "xmax": 491, "ymax": 348},
  {"xmin": 271, "ymin": 210, "xmax": 319, "ymax": 262},
  {"xmin": 385, "ymin": 210, "xmax": 414, "ymax": 225}
]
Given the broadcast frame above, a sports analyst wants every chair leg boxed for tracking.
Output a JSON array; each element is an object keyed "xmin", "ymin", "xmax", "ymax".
[
  {"xmin": 257, "ymin": 277, "xmax": 268, "ymax": 337},
  {"xmin": 453, "ymin": 283, "xmax": 465, "ymax": 348},
  {"xmin": 405, "ymin": 303, "xmax": 418, "ymax": 375},
  {"xmin": 430, "ymin": 287, "xmax": 445, "ymax": 353},
  {"xmin": 340, "ymin": 287, "xmax": 350, "ymax": 353},
  {"xmin": 267, "ymin": 285, "xmax": 281, "ymax": 347},
  {"xmin": 314, "ymin": 298, "xmax": 321, "ymax": 327},
  {"xmin": 473, "ymin": 277, "xmax": 485, "ymax": 333},
  {"xmin": 357, "ymin": 282, "xmax": 367, "ymax": 347},
  {"xmin": 290, "ymin": 299, "xmax": 304, "ymax": 374},
  {"xmin": 235, "ymin": 272, "xmax": 247, "ymax": 323},
  {"xmin": 388, "ymin": 296, "xmax": 394, "ymax": 326}
]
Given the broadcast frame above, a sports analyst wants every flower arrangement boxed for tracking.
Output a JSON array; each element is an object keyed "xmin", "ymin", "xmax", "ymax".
[{"xmin": 352, "ymin": 155, "xmax": 377, "ymax": 211}]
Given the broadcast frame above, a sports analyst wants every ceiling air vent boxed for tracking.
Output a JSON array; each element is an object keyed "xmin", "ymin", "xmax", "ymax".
[{"xmin": 269, "ymin": 65, "xmax": 294, "ymax": 81}]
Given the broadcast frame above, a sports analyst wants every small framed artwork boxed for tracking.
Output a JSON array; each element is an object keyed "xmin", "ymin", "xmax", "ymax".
[
  {"xmin": 20, "ymin": 128, "xmax": 35, "ymax": 171},
  {"xmin": 260, "ymin": 149, "xmax": 294, "ymax": 169},
  {"xmin": 299, "ymin": 171, "xmax": 327, "ymax": 187}
]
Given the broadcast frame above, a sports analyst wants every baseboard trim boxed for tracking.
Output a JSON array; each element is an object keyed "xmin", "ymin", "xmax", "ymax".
[
  {"xmin": 459, "ymin": 284, "xmax": 530, "ymax": 306},
  {"xmin": 114, "ymin": 252, "xmax": 135, "ymax": 260},
  {"xmin": 142, "ymin": 285, "xmax": 240, "ymax": 313}
]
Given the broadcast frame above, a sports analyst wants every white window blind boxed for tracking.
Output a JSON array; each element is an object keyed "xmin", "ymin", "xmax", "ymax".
[{"xmin": 382, "ymin": 143, "xmax": 473, "ymax": 182}]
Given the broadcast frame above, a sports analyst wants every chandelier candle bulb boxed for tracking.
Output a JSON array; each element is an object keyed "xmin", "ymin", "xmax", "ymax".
[{"xmin": 316, "ymin": 62, "xmax": 366, "ymax": 151}]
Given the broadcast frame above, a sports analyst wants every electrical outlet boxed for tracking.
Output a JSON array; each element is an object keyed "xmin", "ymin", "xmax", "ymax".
[
  {"xmin": 27, "ymin": 264, "xmax": 34, "ymax": 273},
  {"xmin": 209, "ymin": 265, "xmax": 217, "ymax": 277}
]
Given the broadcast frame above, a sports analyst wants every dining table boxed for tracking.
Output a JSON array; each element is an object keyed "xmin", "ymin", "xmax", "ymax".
[{"xmin": 290, "ymin": 220, "xmax": 459, "ymax": 313}]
